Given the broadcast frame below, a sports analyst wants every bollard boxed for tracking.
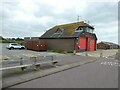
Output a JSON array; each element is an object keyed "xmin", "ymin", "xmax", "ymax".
[
  {"xmin": 30, "ymin": 57, "xmax": 37, "ymax": 64},
  {"xmin": 20, "ymin": 58, "xmax": 26, "ymax": 71},
  {"xmin": 51, "ymin": 56, "xmax": 54, "ymax": 61},
  {"xmin": 85, "ymin": 52, "xmax": 88, "ymax": 56},
  {"xmin": 33, "ymin": 57, "xmax": 37, "ymax": 64},
  {"xmin": 20, "ymin": 58, "xmax": 23, "ymax": 65},
  {"xmin": 100, "ymin": 52, "xmax": 103, "ymax": 58},
  {"xmin": 115, "ymin": 52, "xmax": 118, "ymax": 60},
  {"xmin": 115, "ymin": 52, "xmax": 120, "ymax": 60},
  {"xmin": 73, "ymin": 50, "xmax": 76, "ymax": 55},
  {"xmin": 31, "ymin": 57, "xmax": 40, "ymax": 70}
]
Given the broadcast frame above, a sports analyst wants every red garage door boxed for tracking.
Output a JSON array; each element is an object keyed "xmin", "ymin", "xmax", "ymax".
[
  {"xmin": 78, "ymin": 37, "xmax": 87, "ymax": 51},
  {"xmin": 89, "ymin": 39, "xmax": 96, "ymax": 51}
]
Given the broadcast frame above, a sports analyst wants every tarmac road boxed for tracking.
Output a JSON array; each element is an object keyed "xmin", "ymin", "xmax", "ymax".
[{"xmin": 9, "ymin": 58, "xmax": 118, "ymax": 88}]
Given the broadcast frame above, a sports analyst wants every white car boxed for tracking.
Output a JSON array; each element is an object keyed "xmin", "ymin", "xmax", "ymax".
[{"xmin": 6, "ymin": 43, "xmax": 25, "ymax": 50}]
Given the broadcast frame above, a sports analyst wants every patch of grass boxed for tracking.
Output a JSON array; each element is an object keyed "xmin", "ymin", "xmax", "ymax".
[
  {"xmin": 48, "ymin": 50, "xmax": 66, "ymax": 54},
  {"xmin": 0, "ymin": 40, "xmax": 16, "ymax": 43},
  {"xmin": 47, "ymin": 50, "xmax": 74, "ymax": 54},
  {"xmin": 67, "ymin": 51, "xmax": 74, "ymax": 53},
  {"xmin": 0, "ymin": 40, "xmax": 24, "ymax": 44}
]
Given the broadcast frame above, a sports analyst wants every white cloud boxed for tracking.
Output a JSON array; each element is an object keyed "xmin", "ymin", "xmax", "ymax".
[
  {"xmin": 19, "ymin": 0, "xmax": 38, "ymax": 13},
  {"xmin": 95, "ymin": 21, "xmax": 118, "ymax": 43},
  {"xmin": 86, "ymin": 0, "xmax": 119, "ymax": 2},
  {"xmin": 37, "ymin": 0, "xmax": 87, "ymax": 14},
  {"xmin": 1, "ymin": 0, "xmax": 118, "ymax": 44}
]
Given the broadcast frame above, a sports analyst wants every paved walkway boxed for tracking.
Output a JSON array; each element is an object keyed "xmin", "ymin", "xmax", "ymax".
[{"xmin": 76, "ymin": 49, "xmax": 118, "ymax": 58}]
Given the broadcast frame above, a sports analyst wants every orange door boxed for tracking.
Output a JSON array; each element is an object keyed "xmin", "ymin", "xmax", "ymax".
[
  {"xmin": 89, "ymin": 39, "xmax": 96, "ymax": 51},
  {"xmin": 78, "ymin": 37, "xmax": 87, "ymax": 51}
]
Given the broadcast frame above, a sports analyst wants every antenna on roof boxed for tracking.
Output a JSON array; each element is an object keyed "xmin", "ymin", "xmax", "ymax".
[
  {"xmin": 30, "ymin": 35, "xmax": 31, "ymax": 39},
  {"xmin": 87, "ymin": 20, "xmax": 90, "ymax": 24}
]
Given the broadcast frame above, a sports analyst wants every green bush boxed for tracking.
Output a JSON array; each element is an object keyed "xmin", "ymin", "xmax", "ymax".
[
  {"xmin": 48, "ymin": 50, "xmax": 66, "ymax": 54},
  {"xmin": 47, "ymin": 50, "xmax": 75, "ymax": 54},
  {"xmin": 0, "ymin": 40, "xmax": 16, "ymax": 43}
]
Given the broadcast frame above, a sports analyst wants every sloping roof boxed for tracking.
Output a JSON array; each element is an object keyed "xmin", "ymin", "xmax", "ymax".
[
  {"xmin": 41, "ymin": 21, "xmax": 96, "ymax": 39},
  {"xmin": 98, "ymin": 41, "xmax": 119, "ymax": 46}
]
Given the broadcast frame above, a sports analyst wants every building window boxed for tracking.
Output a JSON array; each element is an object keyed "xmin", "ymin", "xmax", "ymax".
[
  {"xmin": 51, "ymin": 28, "xmax": 64, "ymax": 37},
  {"xmin": 86, "ymin": 27, "xmax": 93, "ymax": 33},
  {"xmin": 75, "ymin": 27, "xmax": 83, "ymax": 32}
]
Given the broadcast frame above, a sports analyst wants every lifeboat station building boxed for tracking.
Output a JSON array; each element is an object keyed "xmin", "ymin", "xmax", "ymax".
[{"xmin": 25, "ymin": 21, "xmax": 97, "ymax": 52}]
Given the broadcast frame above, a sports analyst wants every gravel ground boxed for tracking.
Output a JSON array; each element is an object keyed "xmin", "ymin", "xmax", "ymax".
[
  {"xmin": 1, "ymin": 43, "xmax": 96, "ymax": 76},
  {"xmin": 1, "ymin": 43, "xmax": 118, "ymax": 60},
  {"xmin": 1, "ymin": 43, "xmax": 66, "ymax": 60}
]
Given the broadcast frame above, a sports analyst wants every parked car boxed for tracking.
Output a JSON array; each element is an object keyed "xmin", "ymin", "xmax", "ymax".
[{"xmin": 6, "ymin": 43, "xmax": 25, "ymax": 50}]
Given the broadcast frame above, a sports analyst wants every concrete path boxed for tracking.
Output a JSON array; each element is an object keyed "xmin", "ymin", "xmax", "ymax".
[{"xmin": 76, "ymin": 49, "xmax": 118, "ymax": 58}]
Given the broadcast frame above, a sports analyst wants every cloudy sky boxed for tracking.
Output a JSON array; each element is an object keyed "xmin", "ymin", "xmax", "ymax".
[{"xmin": 0, "ymin": 0, "xmax": 119, "ymax": 44}]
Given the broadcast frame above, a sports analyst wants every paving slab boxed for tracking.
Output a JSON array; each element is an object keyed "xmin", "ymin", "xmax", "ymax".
[{"xmin": 76, "ymin": 49, "xmax": 118, "ymax": 59}]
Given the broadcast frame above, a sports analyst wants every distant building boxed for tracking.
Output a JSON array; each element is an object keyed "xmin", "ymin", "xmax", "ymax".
[
  {"xmin": 25, "ymin": 21, "xmax": 97, "ymax": 52},
  {"xmin": 97, "ymin": 41, "xmax": 119, "ymax": 49}
]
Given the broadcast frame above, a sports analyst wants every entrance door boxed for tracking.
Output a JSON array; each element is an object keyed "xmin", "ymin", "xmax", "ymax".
[
  {"xmin": 89, "ymin": 39, "xmax": 96, "ymax": 51},
  {"xmin": 78, "ymin": 37, "xmax": 87, "ymax": 51}
]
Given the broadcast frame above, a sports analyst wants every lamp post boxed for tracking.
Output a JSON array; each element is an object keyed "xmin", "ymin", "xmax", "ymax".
[{"xmin": 73, "ymin": 38, "xmax": 76, "ymax": 55}]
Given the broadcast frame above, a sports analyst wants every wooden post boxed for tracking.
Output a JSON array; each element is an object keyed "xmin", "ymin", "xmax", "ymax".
[
  {"xmin": 100, "ymin": 52, "xmax": 103, "ymax": 58},
  {"xmin": 73, "ymin": 38, "xmax": 76, "ymax": 55},
  {"xmin": 86, "ymin": 52, "xmax": 88, "ymax": 56},
  {"xmin": 20, "ymin": 58, "xmax": 26, "ymax": 71},
  {"xmin": 115, "ymin": 52, "xmax": 118, "ymax": 60}
]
